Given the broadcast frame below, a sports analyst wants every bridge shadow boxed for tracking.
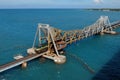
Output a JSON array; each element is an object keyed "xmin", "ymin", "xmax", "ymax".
[
  {"xmin": 116, "ymin": 32, "xmax": 120, "ymax": 35},
  {"xmin": 92, "ymin": 49, "xmax": 120, "ymax": 80}
]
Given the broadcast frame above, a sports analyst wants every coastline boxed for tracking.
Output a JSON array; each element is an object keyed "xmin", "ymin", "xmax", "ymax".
[{"xmin": 86, "ymin": 8, "xmax": 120, "ymax": 12}]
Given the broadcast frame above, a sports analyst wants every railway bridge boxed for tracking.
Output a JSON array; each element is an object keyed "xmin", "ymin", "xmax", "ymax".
[{"xmin": 0, "ymin": 16, "xmax": 120, "ymax": 73}]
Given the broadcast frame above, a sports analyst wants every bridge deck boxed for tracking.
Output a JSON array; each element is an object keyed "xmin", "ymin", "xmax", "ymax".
[
  {"xmin": 0, "ymin": 52, "xmax": 46, "ymax": 73},
  {"xmin": 0, "ymin": 20, "xmax": 120, "ymax": 73},
  {"xmin": 111, "ymin": 21, "xmax": 120, "ymax": 28}
]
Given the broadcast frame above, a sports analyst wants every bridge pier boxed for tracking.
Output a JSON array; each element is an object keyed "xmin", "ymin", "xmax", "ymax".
[
  {"xmin": 103, "ymin": 30, "xmax": 116, "ymax": 35},
  {"xmin": 42, "ymin": 52, "xmax": 66, "ymax": 64},
  {"xmin": 22, "ymin": 62, "xmax": 27, "ymax": 68},
  {"xmin": 54, "ymin": 55, "xmax": 66, "ymax": 64},
  {"xmin": 100, "ymin": 29, "xmax": 117, "ymax": 35},
  {"xmin": 100, "ymin": 32, "xmax": 104, "ymax": 35},
  {"xmin": 100, "ymin": 31, "xmax": 116, "ymax": 35}
]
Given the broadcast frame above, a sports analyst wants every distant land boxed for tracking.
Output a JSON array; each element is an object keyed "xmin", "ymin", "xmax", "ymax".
[{"xmin": 86, "ymin": 8, "xmax": 120, "ymax": 12}]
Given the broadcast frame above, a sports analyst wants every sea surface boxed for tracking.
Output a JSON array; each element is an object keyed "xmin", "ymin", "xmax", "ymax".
[{"xmin": 0, "ymin": 9, "xmax": 120, "ymax": 80}]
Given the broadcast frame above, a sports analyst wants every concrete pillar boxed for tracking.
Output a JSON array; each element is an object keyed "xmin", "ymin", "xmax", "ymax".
[{"xmin": 22, "ymin": 62, "xmax": 27, "ymax": 68}]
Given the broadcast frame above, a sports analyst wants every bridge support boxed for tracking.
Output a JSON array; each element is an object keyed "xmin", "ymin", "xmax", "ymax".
[
  {"xmin": 99, "ymin": 16, "xmax": 117, "ymax": 35},
  {"xmin": 28, "ymin": 23, "xmax": 66, "ymax": 64},
  {"xmin": 102, "ymin": 30, "xmax": 116, "ymax": 35},
  {"xmin": 100, "ymin": 30, "xmax": 117, "ymax": 35},
  {"xmin": 100, "ymin": 32, "xmax": 104, "ymax": 35},
  {"xmin": 22, "ymin": 62, "xmax": 27, "ymax": 68},
  {"xmin": 54, "ymin": 55, "xmax": 66, "ymax": 64}
]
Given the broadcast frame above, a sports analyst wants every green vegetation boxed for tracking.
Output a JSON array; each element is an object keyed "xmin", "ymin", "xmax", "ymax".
[{"xmin": 86, "ymin": 8, "xmax": 120, "ymax": 12}]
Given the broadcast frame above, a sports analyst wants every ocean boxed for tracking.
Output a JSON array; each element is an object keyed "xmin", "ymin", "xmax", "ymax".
[{"xmin": 0, "ymin": 9, "xmax": 120, "ymax": 80}]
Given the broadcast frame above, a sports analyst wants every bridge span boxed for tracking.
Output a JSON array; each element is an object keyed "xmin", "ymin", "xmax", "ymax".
[{"xmin": 0, "ymin": 16, "xmax": 120, "ymax": 73}]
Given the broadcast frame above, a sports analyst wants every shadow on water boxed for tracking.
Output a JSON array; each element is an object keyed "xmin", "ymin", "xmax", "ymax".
[
  {"xmin": 116, "ymin": 32, "xmax": 120, "ymax": 35},
  {"xmin": 67, "ymin": 53, "xmax": 95, "ymax": 74},
  {"xmin": 92, "ymin": 49, "xmax": 120, "ymax": 80}
]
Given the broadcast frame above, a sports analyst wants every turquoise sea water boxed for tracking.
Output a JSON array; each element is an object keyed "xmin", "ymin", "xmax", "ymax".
[{"xmin": 0, "ymin": 9, "xmax": 120, "ymax": 80}]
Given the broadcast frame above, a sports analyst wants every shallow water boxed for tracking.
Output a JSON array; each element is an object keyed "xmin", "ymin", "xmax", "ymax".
[{"xmin": 0, "ymin": 9, "xmax": 120, "ymax": 80}]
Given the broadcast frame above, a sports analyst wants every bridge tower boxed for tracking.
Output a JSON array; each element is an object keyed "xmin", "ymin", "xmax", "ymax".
[
  {"xmin": 98, "ymin": 16, "xmax": 116, "ymax": 34},
  {"xmin": 27, "ymin": 24, "xmax": 66, "ymax": 64}
]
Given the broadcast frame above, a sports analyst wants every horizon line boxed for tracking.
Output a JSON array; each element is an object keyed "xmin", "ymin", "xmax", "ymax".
[{"xmin": 0, "ymin": 7, "xmax": 120, "ymax": 9}]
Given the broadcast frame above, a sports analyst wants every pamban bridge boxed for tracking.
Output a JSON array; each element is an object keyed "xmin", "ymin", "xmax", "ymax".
[{"xmin": 0, "ymin": 16, "xmax": 120, "ymax": 73}]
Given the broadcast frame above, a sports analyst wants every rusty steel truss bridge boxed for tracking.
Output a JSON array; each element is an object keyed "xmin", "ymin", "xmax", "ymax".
[{"xmin": 0, "ymin": 16, "xmax": 120, "ymax": 73}]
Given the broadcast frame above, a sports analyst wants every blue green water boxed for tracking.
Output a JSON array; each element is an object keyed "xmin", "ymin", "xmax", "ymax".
[{"xmin": 0, "ymin": 9, "xmax": 120, "ymax": 80}]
